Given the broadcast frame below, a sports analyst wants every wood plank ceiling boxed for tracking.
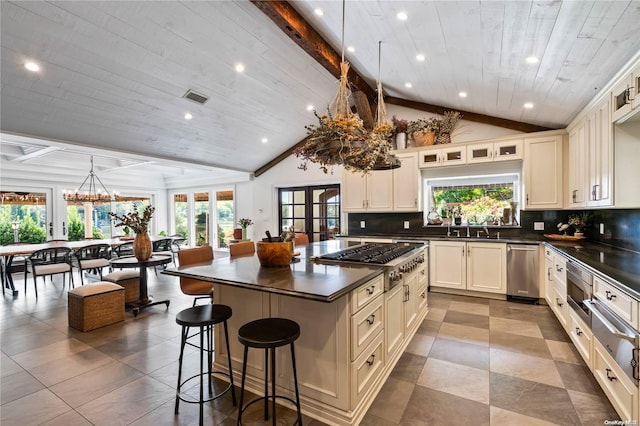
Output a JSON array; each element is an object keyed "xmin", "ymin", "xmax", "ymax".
[{"xmin": 1, "ymin": 1, "xmax": 639, "ymax": 179}]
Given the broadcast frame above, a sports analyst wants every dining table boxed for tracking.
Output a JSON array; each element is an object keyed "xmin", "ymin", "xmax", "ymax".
[{"xmin": 109, "ymin": 255, "xmax": 172, "ymax": 316}]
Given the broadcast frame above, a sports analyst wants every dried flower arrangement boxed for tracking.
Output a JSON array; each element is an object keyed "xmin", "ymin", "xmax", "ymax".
[
  {"xmin": 436, "ymin": 111, "xmax": 462, "ymax": 144},
  {"xmin": 237, "ymin": 218, "xmax": 254, "ymax": 229},
  {"xmin": 109, "ymin": 204, "xmax": 154, "ymax": 234},
  {"xmin": 407, "ymin": 117, "xmax": 442, "ymax": 135},
  {"xmin": 391, "ymin": 115, "xmax": 409, "ymax": 134}
]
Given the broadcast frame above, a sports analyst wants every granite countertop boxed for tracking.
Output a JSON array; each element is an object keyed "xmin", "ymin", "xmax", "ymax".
[
  {"xmin": 546, "ymin": 241, "xmax": 640, "ymax": 298},
  {"xmin": 163, "ymin": 240, "xmax": 383, "ymax": 302}
]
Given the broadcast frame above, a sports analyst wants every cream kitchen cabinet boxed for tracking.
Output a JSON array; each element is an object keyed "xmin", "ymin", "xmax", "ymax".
[
  {"xmin": 567, "ymin": 120, "xmax": 588, "ymax": 207},
  {"xmin": 612, "ymin": 72, "xmax": 635, "ymax": 123},
  {"xmin": 467, "ymin": 138, "xmax": 523, "ymax": 164},
  {"xmin": 593, "ymin": 276, "xmax": 639, "ymax": 330},
  {"xmin": 429, "ymin": 241, "xmax": 506, "ymax": 295},
  {"xmin": 342, "ymin": 169, "xmax": 393, "ymax": 212},
  {"xmin": 418, "ymin": 145, "xmax": 466, "ymax": 168},
  {"xmin": 393, "ymin": 152, "xmax": 422, "ymax": 211},
  {"xmin": 546, "ymin": 248, "xmax": 568, "ymax": 330},
  {"xmin": 587, "ymin": 97, "xmax": 613, "ymax": 207},
  {"xmin": 568, "ymin": 309, "xmax": 593, "ymax": 369},
  {"xmin": 523, "ymin": 135, "xmax": 564, "ymax": 209}
]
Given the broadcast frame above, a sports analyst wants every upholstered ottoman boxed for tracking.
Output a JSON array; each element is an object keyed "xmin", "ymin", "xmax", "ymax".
[
  {"xmin": 103, "ymin": 270, "xmax": 140, "ymax": 303},
  {"xmin": 68, "ymin": 282, "xmax": 124, "ymax": 331}
]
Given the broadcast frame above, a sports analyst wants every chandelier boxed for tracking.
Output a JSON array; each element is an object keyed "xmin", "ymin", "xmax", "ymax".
[
  {"xmin": 62, "ymin": 156, "xmax": 117, "ymax": 204},
  {"xmin": 295, "ymin": 2, "xmax": 399, "ymax": 174}
]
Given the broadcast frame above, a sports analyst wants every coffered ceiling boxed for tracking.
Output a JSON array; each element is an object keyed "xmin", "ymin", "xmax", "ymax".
[{"xmin": 1, "ymin": 1, "xmax": 639, "ymax": 180}]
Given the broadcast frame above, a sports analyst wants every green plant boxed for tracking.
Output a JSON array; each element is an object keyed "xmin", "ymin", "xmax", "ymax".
[
  {"xmin": 122, "ymin": 226, "xmax": 130, "ymax": 235},
  {"xmin": 238, "ymin": 218, "xmax": 253, "ymax": 229},
  {"xmin": 407, "ymin": 117, "xmax": 441, "ymax": 135}
]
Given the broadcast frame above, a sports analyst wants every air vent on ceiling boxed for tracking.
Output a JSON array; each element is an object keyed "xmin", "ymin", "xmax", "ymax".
[{"xmin": 183, "ymin": 89, "xmax": 209, "ymax": 105}]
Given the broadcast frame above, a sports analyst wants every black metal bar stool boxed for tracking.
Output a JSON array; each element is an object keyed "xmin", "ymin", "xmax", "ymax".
[
  {"xmin": 174, "ymin": 304, "xmax": 237, "ymax": 425},
  {"xmin": 237, "ymin": 318, "xmax": 302, "ymax": 426}
]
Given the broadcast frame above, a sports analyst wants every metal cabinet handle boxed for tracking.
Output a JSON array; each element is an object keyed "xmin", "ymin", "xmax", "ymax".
[
  {"xmin": 572, "ymin": 189, "xmax": 577, "ymax": 203},
  {"xmin": 606, "ymin": 368, "xmax": 617, "ymax": 381},
  {"xmin": 605, "ymin": 290, "xmax": 617, "ymax": 301},
  {"xmin": 547, "ymin": 267, "xmax": 552, "ymax": 281},
  {"xmin": 366, "ymin": 285, "xmax": 376, "ymax": 295},
  {"xmin": 366, "ymin": 354, "xmax": 376, "ymax": 366},
  {"xmin": 575, "ymin": 327, "xmax": 583, "ymax": 336},
  {"xmin": 592, "ymin": 184, "xmax": 600, "ymax": 201},
  {"xmin": 421, "ymin": 292, "xmax": 426, "ymax": 298},
  {"xmin": 366, "ymin": 314, "xmax": 376, "ymax": 325},
  {"xmin": 556, "ymin": 298, "xmax": 564, "ymax": 307}
]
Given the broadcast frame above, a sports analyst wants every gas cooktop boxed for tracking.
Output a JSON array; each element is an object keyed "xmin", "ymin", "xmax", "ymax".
[{"xmin": 317, "ymin": 243, "xmax": 417, "ymax": 265}]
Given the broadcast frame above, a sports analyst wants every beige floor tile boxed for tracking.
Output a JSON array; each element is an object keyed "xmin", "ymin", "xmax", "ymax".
[
  {"xmin": 0, "ymin": 352, "xmax": 24, "ymax": 378},
  {"xmin": 28, "ymin": 347, "xmax": 114, "ymax": 387},
  {"xmin": 546, "ymin": 339, "xmax": 583, "ymax": 364},
  {"xmin": 0, "ymin": 369, "xmax": 45, "ymax": 405},
  {"xmin": 0, "ymin": 388, "xmax": 71, "ymax": 426},
  {"xmin": 76, "ymin": 376, "xmax": 174, "ymax": 425},
  {"xmin": 448, "ymin": 300, "xmax": 490, "ymax": 316},
  {"xmin": 119, "ymin": 339, "xmax": 182, "ymax": 374},
  {"xmin": 49, "ymin": 359, "xmax": 144, "ymax": 408},
  {"xmin": 425, "ymin": 306, "xmax": 447, "ymax": 322},
  {"xmin": 40, "ymin": 410, "xmax": 93, "ymax": 426},
  {"xmin": 11, "ymin": 338, "xmax": 93, "ymax": 370},
  {"xmin": 489, "ymin": 316, "xmax": 544, "ymax": 339},
  {"xmin": 437, "ymin": 322, "xmax": 490, "ymax": 346},
  {"xmin": 403, "ymin": 333, "xmax": 435, "ymax": 357},
  {"xmin": 567, "ymin": 389, "xmax": 620, "ymax": 425},
  {"xmin": 490, "ymin": 348, "xmax": 564, "ymax": 388},
  {"xmin": 489, "ymin": 406, "xmax": 561, "ymax": 425},
  {"xmin": 489, "ymin": 329, "xmax": 552, "ymax": 359},
  {"xmin": 368, "ymin": 377, "xmax": 415, "ymax": 423},
  {"xmin": 417, "ymin": 358, "xmax": 490, "ymax": 404}
]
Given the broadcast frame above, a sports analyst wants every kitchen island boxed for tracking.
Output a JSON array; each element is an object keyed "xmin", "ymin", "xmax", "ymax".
[{"xmin": 163, "ymin": 240, "xmax": 429, "ymax": 425}]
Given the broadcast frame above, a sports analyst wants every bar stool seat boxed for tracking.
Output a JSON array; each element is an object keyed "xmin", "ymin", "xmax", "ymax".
[
  {"xmin": 174, "ymin": 304, "xmax": 236, "ymax": 426},
  {"xmin": 237, "ymin": 318, "xmax": 302, "ymax": 426}
]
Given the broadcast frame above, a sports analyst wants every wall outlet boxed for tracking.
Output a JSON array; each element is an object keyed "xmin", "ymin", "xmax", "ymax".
[
  {"xmin": 360, "ymin": 221, "xmax": 366, "ymax": 229},
  {"xmin": 404, "ymin": 221, "xmax": 410, "ymax": 229},
  {"xmin": 534, "ymin": 222, "xmax": 545, "ymax": 231},
  {"xmin": 600, "ymin": 223, "xmax": 605, "ymax": 234}
]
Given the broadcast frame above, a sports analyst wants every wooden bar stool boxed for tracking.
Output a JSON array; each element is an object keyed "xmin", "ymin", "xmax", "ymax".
[
  {"xmin": 237, "ymin": 318, "xmax": 302, "ymax": 426},
  {"xmin": 174, "ymin": 304, "xmax": 236, "ymax": 425}
]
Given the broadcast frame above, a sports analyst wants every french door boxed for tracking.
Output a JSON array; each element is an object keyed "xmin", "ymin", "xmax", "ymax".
[{"xmin": 278, "ymin": 185, "xmax": 340, "ymax": 242}]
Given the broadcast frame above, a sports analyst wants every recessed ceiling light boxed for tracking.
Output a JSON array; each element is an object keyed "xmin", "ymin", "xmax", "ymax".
[
  {"xmin": 306, "ymin": 104, "xmax": 314, "ymax": 112},
  {"xmin": 184, "ymin": 113, "xmax": 193, "ymax": 120},
  {"xmin": 416, "ymin": 54, "xmax": 425, "ymax": 62},
  {"xmin": 314, "ymin": 8, "xmax": 324, "ymax": 16},
  {"xmin": 459, "ymin": 91, "xmax": 467, "ymax": 98},
  {"xmin": 526, "ymin": 56, "xmax": 540, "ymax": 64},
  {"xmin": 405, "ymin": 82, "xmax": 412, "ymax": 88},
  {"xmin": 524, "ymin": 102, "xmax": 534, "ymax": 109},
  {"xmin": 347, "ymin": 46, "xmax": 355, "ymax": 53},
  {"xmin": 25, "ymin": 62, "xmax": 40, "ymax": 72},
  {"xmin": 397, "ymin": 12, "xmax": 408, "ymax": 21},
  {"xmin": 235, "ymin": 63, "xmax": 245, "ymax": 73},
  {"xmin": 261, "ymin": 138, "xmax": 268, "ymax": 144}
]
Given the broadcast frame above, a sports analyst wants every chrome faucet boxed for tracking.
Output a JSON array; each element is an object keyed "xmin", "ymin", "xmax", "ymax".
[{"xmin": 483, "ymin": 226, "xmax": 490, "ymax": 237}]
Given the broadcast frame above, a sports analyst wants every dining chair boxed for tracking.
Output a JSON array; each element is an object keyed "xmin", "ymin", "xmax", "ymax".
[
  {"xmin": 229, "ymin": 241, "xmax": 256, "ymax": 257},
  {"xmin": 113, "ymin": 241, "xmax": 134, "ymax": 259},
  {"xmin": 26, "ymin": 247, "xmax": 74, "ymax": 297},
  {"xmin": 170, "ymin": 234, "xmax": 186, "ymax": 265},
  {"xmin": 176, "ymin": 246, "xmax": 215, "ymax": 306},
  {"xmin": 74, "ymin": 243, "xmax": 111, "ymax": 285},
  {"xmin": 152, "ymin": 238, "xmax": 175, "ymax": 275},
  {"xmin": 294, "ymin": 233, "xmax": 310, "ymax": 246}
]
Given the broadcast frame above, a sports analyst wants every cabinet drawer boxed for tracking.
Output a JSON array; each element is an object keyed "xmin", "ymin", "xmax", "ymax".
[
  {"xmin": 551, "ymin": 280, "xmax": 568, "ymax": 329},
  {"xmin": 593, "ymin": 339, "xmax": 638, "ymax": 421},
  {"xmin": 351, "ymin": 274, "xmax": 384, "ymax": 313},
  {"xmin": 544, "ymin": 246, "xmax": 554, "ymax": 262},
  {"xmin": 593, "ymin": 277, "xmax": 639, "ymax": 330},
  {"xmin": 568, "ymin": 309, "xmax": 593, "ymax": 369},
  {"xmin": 351, "ymin": 331, "xmax": 385, "ymax": 406},
  {"xmin": 553, "ymin": 253, "xmax": 567, "ymax": 287},
  {"xmin": 416, "ymin": 284, "xmax": 428, "ymax": 313},
  {"xmin": 351, "ymin": 295, "xmax": 384, "ymax": 361}
]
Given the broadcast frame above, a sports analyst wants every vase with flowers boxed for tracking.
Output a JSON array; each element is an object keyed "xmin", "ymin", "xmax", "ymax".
[
  {"xmin": 391, "ymin": 115, "xmax": 409, "ymax": 149},
  {"xmin": 238, "ymin": 218, "xmax": 253, "ymax": 241},
  {"xmin": 109, "ymin": 204, "xmax": 155, "ymax": 261},
  {"xmin": 568, "ymin": 212, "xmax": 591, "ymax": 237}
]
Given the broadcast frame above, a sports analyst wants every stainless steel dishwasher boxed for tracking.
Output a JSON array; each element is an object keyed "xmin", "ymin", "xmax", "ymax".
[{"xmin": 507, "ymin": 244, "xmax": 540, "ymax": 302}]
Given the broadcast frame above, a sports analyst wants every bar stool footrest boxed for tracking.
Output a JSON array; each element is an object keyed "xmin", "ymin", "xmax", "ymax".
[
  {"xmin": 238, "ymin": 395, "xmax": 302, "ymax": 425},
  {"xmin": 176, "ymin": 371, "xmax": 234, "ymax": 405}
]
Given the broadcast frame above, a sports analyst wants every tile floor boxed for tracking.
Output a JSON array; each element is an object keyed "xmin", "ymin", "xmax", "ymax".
[{"xmin": 1, "ymin": 267, "xmax": 621, "ymax": 425}]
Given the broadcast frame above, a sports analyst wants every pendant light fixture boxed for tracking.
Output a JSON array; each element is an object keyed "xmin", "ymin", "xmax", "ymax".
[{"xmin": 62, "ymin": 156, "xmax": 117, "ymax": 204}]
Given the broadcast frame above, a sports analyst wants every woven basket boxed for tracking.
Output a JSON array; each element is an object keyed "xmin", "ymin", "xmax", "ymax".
[
  {"xmin": 68, "ymin": 283, "xmax": 124, "ymax": 331},
  {"xmin": 104, "ymin": 271, "xmax": 140, "ymax": 303},
  {"xmin": 413, "ymin": 131, "xmax": 436, "ymax": 146}
]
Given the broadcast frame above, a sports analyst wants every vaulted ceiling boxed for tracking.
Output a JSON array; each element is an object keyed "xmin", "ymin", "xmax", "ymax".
[{"xmin": 2, "ymin": 1, "xmax": 639, "ymax": 180}]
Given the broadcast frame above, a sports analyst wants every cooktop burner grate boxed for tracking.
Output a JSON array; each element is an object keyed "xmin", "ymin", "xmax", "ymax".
[{"xmin": 319, "ymin": 243, "xmax": 415, "ymax": 264}]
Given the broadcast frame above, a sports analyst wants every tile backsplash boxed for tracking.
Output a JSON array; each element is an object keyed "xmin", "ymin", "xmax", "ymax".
[{"xmin": 346, "ymin": 208, "xmax": 640, "ymax": 253}]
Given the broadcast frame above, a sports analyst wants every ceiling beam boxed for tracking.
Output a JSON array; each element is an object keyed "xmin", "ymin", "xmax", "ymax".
[
  {"xmin": 385, "ymin": 97, "xmax": 554, "ymax": 133},
  {"xmin": 250, "ymin": 0, "xmax": 376, "ymax": 102},
  {"xmin": 254, "ymin": 137, "xmax": 310, "ymax": 178}
]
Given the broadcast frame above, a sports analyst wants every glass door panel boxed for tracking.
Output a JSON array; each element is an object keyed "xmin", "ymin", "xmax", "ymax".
[
  {"xmin": 216, "ymin": 190, "xmax": 233, "ymax": 248},
  {"xmin": 194, "ymin": 192, "xmax": 209, "ymax": 246},
  {"xmin": 173, "ymin": 193, "xmax": 188, "ymax": 243},
  {"xmin": 1, "ymin": 191, "xmax": 48, "ymax": 244}
]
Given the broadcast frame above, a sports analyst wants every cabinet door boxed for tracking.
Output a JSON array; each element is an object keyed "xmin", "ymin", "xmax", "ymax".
[
  {"xmin": 342, "ymin": 170, "xmax": 367, "ymax": 212},
  {"xmin": 524, "ymin": 136, "xmax": 563, "ymax": 209},
  {"xmin": 393, "ymin": 152, "xmax": 421, "ymax": 211},
  {"xmin": 494, "ymin": 139, "xmax": 523, "ymax": 161},
  {"xmin": 568, "ymin": 309, "xmax": 593, "ymax": 369},
  {"xmin": 440, "ymin": 146, "xmax": 466, "ymax": 166},
  {"xmin": 385, "ymin": 284, "xmax": 405, "ymax": 359},
  {"xmin": 418, "ymin": 148, "xmax": 440, "ymax": 168},
  {"xmin": 568, "ymin": 121, "xmax": 587, "ymax": 207},
  {"xmin": 632, "ymin": 63, "xmax": 640, "ymax": 110},
  {"xmin": 612, "ymin": 73, "xmax": 634, "ymax": 122},
  {"xmin": 366, "ymin": 169, "xmax": 394, "ymax": 211},
  {"xmin": 404, "ymin": 271, "xmax": 420, "ymax": 331},
  {"xmin": 544, "ymin": 255, "xmax": 555, "ymax": 305},
  {"xmin": 587, "ymin": 97, "xmax": 613, "ymax": 207},
  {"xmin": 466, "ymin": 243, "xmax": 506, "ymax": 294},
  {"xmin": 467, "ymin": 142, "xmax": 494, "ymax": 164},
  {"xmin": 429, "ymin": 241, "xmax": 466, "ymax": 289}
]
